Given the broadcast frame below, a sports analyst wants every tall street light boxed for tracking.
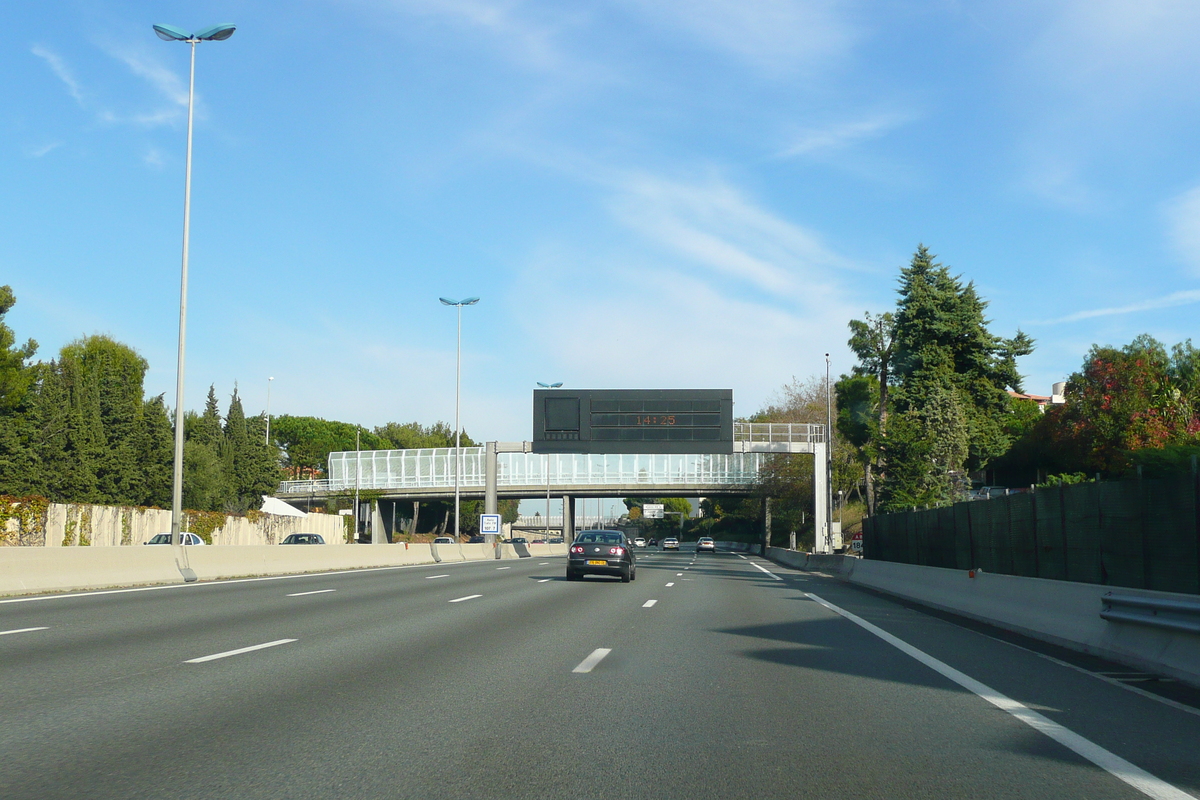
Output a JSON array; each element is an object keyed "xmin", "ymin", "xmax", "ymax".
[
  {"xmin": 440, "ymin": 296, "xmax": 479, "ymax": 540},
  {"xmin": 825, "ymin": 353, "xmax": 833, "ymax": 555},
  {"xmin": 153, "ymin": 22, "xmax": 236, "ymax": 547},
  {"xmin": 537, "ymin": 381, "xmax": 562, "ymax": 540},
  {"xmin": 265, "ymin": 376, "xmax": 274, "ymax": 445}
]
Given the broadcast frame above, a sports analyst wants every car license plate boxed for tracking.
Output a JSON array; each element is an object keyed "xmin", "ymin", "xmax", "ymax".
[{"xmin": 587, "ymin": 560, "xmax": 607, "ymax": 566}]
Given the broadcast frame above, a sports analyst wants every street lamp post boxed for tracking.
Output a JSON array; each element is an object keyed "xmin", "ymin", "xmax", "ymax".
[
  {"xmin": 825, "ymin": 353, "xmax": 834, "ymax": 555},
  {"xmin": 440, "ymin": 297, "xmax": 479, "ymax": 540},
  {"xmin": 265, "ymin": 376, "xmax": 274, "ymax": 445},
  {"xmin": 153, "ymin": 22, "xmax": 236, "ymax": 547}
]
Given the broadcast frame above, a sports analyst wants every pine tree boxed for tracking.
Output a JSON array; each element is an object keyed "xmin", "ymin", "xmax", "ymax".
[{"xmin": 138, "ymin": 394, "xmax": 174, "ymax": 507}]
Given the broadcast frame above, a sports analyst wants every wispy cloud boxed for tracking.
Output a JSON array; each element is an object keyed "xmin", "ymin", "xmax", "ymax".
[
  {"xmin": 108, "ymin": 49, "xmax": 189, "ymax": 106},
  {"xmin": 32, "ymin": 45, "xmax": 84, "ymax": 104},
  {"xmin": 143, "ymin": 148, "xmax": 166, "ymax": 168},
  {"xmin": 1038, "ymin": 289, "xmax": 1200, "ymax": 324},
  {"xmin": 27, "ymin": 142, "xmax": 62, "ymax": 158},
  {"xmin": 618, "ymin": 0, "xmax": 857, "ymax": 75},
  {"xmin": 778, "ymin": 112, "xmax": 915, "ymax": 158},
  {"xmin": 363, "ymin": 0, "xmax": 564, "ymax": 69},
  {"xmin": 608, "ymin": 173, "xmax": 856, "ymax": 298}
]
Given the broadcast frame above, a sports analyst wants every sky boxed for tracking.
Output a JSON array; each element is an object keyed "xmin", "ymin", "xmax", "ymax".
[{"xmin": 6, "ymin": 0, "xmax": 1200, "ymax": 454}]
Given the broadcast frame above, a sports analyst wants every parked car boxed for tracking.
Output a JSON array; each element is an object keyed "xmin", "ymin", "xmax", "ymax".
[
  {"xmin": 662, "ymin": 537, "xmax": 679, "ymax": 550},
  {"xmin": 280, "ymin": 533, "xmax": 325, "ymax": 545},
  {"xmin": 696, "ymin": 537, "xmax": 716, "ymax": 553},
  {"xmin": 433, "ymin": 536, "xmax": 456, "ymax": 544},
  {"xmin": 144, "ymin": 532, "xmax": 205, "ymax": 546},
  {"xmin": 567, "ymin": 530, "xmax": 636, "ymax": 582}
]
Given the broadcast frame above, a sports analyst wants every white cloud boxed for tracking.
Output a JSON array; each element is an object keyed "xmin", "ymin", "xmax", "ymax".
[
  {"xmin": 359, "ymin": 0, "xmax": 565, "ymax": 69},
  {"xmin": 1038, "ymin": 289, "xmax": 1200, "ymax": 324},
  {"xmin": 779, "ymin": 112, "xmax": 915, "ymax": 158},
  {"xmin": 608, "ymin": 173, "xmax": 856, "ymax": 298},
  {"xmin": 32, "ymin": 45, "xmax": 84, "ymax": 104},
  {"xmin": 618, "ymin": 0, "xmax": 857, "ymax": 75},
  {"xmin": 1168, "ymin": 185, "xmax": 1200, "ymax": 276},
  {"xmin": 27, "ymin": 142, "xmax": 62, "ymax": 158},
  {"xmin": 143, "ymin": 148, "xmax": 166, "ymax": 168}
]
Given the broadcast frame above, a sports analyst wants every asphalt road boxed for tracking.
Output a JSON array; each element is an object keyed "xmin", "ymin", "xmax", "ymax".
[{"xmin": 2, "ymin": 546, "xmax": 1198, "ymax": 800}]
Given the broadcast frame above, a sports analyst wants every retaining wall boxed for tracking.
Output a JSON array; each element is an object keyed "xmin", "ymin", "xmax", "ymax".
[{"xmin": 763, "ymin": 548, "xmax": 1200, "ymax": 689}]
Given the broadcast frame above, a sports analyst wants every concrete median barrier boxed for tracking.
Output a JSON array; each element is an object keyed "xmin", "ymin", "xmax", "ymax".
[{"xmin": 0, "ymin": 539, "xmax": 570, "ymax": 598}]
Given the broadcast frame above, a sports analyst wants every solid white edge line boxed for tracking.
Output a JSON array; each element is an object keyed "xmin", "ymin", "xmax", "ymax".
[
  {"xmin": 748, "ymin": 561, "xmax": 782, "ymax": 581},
  {"xmin": 573, "ymin": 648, "xmax": 612, "ymax": 673},
  {"xmin": 805, "ymin": 592, "xmax": 1198, "ymax": 800},
  {"xmin": 285, "ymin": 589, "xmax": 336, "ymax": 597},
  {"xmin": 642, "ymin": 599, "xmax": 657, "ymax": 608},
  {"xmin": 0, "ymin": 627, "xmax": 49, "ymax": 636},
  {"xmin": 449, "ymin": 594, "xmax": 482, "ymax": 603},
  {"xmin": 425, "ymin": 574, "xmax": 450, "ymax": 579},
  {"xmin": 185, "ymin": 638, "xmax": 297, "ymax": 664}
]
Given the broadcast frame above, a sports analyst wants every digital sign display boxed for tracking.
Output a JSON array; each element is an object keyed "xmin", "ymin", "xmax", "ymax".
[{"xmin": 533, "ymin": 389, "xmax": 733, "ymax": 454}]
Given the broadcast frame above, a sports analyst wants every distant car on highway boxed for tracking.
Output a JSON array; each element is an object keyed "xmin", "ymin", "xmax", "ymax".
[
  {"xmin": 633, "ymin": 537, "xmax": 647, "ymax": 548},
  {"xmin": 549, "ymin": 537, "xmax": 564, "ymax": 544},
  {"xmin": 662, "ymin": 537, "xmax": 679, "ymax": 550},
  {"xmin": 567, "ymin": 530, "xmax": 636, "ymax": 582},
  {"xmin": 696, "ymin": 537, "xmax": 716, "ymax": 553},
  {"xmin": 467, "ymin": 535, "xmax": 486, "ymax": 543},
  {"xmin": 510, "ymin": 537, "xmax": 528, "ymax": 545},
  {"xmin": 144, "ymin": 532, "xmax": 205, "ymax": 546},
  {"xmin": 433, "ymin": 536, "xmax": 455, "ymax": 544},
  {"xmin": 280, "ymin": 533, "xmax": 324, "ymax": 545}
]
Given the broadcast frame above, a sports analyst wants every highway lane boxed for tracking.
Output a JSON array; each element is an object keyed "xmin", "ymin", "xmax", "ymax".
[{"xmin": 1, "ymin": 548, "xmax": 1198, "ymax": 799}]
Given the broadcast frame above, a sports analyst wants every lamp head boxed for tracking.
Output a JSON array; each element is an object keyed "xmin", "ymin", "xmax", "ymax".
[
  {"xmin": 195, "ymin": 23, "xmax": 236, "ymax": 40},
  {"xmin": 153, "ymin": 24, "xmax": 192, "ymax": 41},
  {"xmin": 537, "ymin": 382, "xmax": 563, "ymax": 388}
]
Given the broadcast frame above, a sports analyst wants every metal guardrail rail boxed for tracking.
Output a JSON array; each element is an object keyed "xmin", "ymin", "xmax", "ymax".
[{"xmin": 1100, "ymin": 592, "xmax": 1200, "ymax": 635}]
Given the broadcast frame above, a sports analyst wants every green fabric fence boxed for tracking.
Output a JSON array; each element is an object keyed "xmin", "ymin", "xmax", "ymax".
[{"xmin": 862, "ymin": 474, "xmax": 1200, "ymax": 595}]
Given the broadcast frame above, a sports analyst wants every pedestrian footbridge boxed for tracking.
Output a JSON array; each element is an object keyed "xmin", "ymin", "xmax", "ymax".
[{"xmin": 276, "ymin": 423, "xmax": 824, "ymax": 502}]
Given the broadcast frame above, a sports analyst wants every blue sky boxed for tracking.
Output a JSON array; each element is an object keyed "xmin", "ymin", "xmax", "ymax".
[{"xmin": 6, "ymin": 0, "xmax": 1200, "ymax": 447}]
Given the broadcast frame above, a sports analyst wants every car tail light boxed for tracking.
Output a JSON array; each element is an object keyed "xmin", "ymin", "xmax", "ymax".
[
  {"xmin": 609, "ymin": 547, "xmax": 624, "ymax": 555},
  {"xmin": 570, "ymin": 545, "xmax": 584, "ymax": 554}
]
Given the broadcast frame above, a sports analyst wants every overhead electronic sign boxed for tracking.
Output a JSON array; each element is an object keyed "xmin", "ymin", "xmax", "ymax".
[{"xmin": 532, "ymin": 389, "xmax": 733, "ymax": 454}]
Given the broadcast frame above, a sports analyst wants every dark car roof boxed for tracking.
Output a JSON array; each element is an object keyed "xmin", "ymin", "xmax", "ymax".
[{"xmin": 574, "ymin": 531, "xmax": 625, "ymax": 545}]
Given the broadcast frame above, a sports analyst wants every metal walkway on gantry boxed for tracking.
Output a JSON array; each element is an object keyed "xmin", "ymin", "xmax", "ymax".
[{"xmin": 275, "ymin": 423, "xmax": 825, "ymax": 502}]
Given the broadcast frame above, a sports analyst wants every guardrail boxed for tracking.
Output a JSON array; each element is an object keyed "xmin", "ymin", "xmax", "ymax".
[{"xmin": 1100, "ymin": 592, "xmax": 1200, "ymax": 635}]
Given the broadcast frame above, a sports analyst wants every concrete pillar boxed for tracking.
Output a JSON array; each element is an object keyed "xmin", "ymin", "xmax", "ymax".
[
  {"xmin": 813, "ymin": 440, "xmax": 829, "ymax": 554},
  {"xmin": 563, "ymin": 495, "xmax": 575, "ymax": 543},
  {"xmin": 485, "ymin": 441, "xmax": 498, "ymax": 515},
  {"xmin": 370, "ymin": 501, "xmax": 384, "ymax": 544}
]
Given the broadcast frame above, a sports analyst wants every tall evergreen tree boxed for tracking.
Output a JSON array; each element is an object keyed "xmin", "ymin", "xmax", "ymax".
[
  {"xmin": 138, "ymin": 394, "xmax": 174, "ymax": 507},
  {"xmin": 0, "ymin": 286, "xmax": 38, "ymax": 494}
]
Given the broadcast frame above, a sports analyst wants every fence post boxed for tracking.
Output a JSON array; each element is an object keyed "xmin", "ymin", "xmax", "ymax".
[
  {"xmin": 1060, "ymin": 483, "xmax": 1069, "ymax": 581},
  {"xmin": 1030, "ymin": 484, "xmax": 1040, "ymax": 578}
]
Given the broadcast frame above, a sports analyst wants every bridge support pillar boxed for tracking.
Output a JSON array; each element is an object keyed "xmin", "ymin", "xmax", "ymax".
[
  {"xmin": 563, "ymin": 495, "xmax": 575, "ymax": 543},
  {"xmin": 485, "ymin": 441, "xmax": 498, "ymax": 515},
  {"xmin": 813, "ymin": 440, "xmax": 829, "ymax": 554}
]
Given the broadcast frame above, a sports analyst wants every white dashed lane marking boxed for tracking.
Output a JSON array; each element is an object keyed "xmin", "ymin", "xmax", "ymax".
[
  {"xmin": 286, "ymin": 589, "xmax": 336, "ymax": 597},
  {"xmin": 425, "ymin": 575, "xmax": 450, "ymax": 580},
  {"xmin": 665, "ymin": 582, "xmax": 675, "ymax": 587},
  {"xmin": 572, "ymin": 648, "xmax": 612, "ymax": 673},
  {"xmin": 449, "ymin": 594, "xmax": 482, "ymax": 603},
  {"xmin": 642, "ymin": 600, "xmax": 657, "ymax": 608},
  {"xmin": 538, "ymin": 579, "xmax": 552, "ymax": 583},
  {"xmin": 497, "ymin": 567, "xmax": 511, "ymax": 570},
  {"xmin": 186, "ymin": 639, "xmax": 297, "ymax": 664},
  {"xmin": 0, "ymin": 627, "xmax": 48, "ymax": 636}
]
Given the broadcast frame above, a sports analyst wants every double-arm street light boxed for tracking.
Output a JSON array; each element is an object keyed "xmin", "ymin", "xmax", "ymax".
[
  {"xmin": 440, "ymin": 297, "xmax": 479, "ymax": 540},
  {"xmin": 153, "ymin": 22, "xmax": 236, "ymax": 547}
]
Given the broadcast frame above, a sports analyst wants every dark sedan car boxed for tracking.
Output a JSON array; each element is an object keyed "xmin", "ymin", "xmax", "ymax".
[
  {"xmin": 280, "ymin": 533, "xmax": 324, "ymax": 545},
  {"xmin": 567, "ymin": 530, "xmax": 636, "ymax": 583}
]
